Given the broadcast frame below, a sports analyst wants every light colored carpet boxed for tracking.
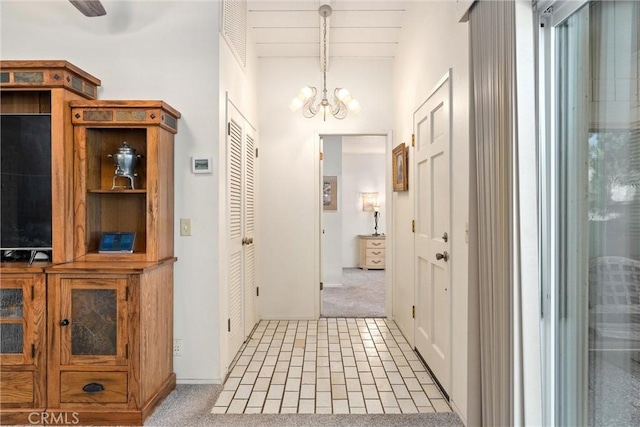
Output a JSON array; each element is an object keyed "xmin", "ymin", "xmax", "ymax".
[
  {"xmin": 322, "ymin": 268, "xmax": 385, "ymax": 317},
  {"xmin": 145, "ymin": 384, "xmax": 463, "ymax": 426}
]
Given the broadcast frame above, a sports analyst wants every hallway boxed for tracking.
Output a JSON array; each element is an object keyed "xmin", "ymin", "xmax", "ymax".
[{"xmin": 212, "ymin": 318, "xmax": 450, "ymax": 414}]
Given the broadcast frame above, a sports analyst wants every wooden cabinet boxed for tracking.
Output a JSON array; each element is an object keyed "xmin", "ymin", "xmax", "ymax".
[
  {"xmin": 69, "ymin": 100, "xmax": 181, "ymax": 263},
  {"xmin": 45, "ymin": 261, "xmax": 175, "ymax": 425},
  {"xmin": 358, "ymin": 235, "xmax": 386, "ymax": 270},
  {"xmin": 0, "ymin": 62, "xmax": 178, "ymax": 425},
  {"xmin": 0, "ymin": 264, "xmax": 47, "ymax": 421}
]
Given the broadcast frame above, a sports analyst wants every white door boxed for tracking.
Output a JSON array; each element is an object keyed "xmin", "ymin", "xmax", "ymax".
[
  {"xmin": 227, "ymin": 109, "xmax": 258, "ymax": 364},
  {"xmin": 414, "ymin": 74, "xmax": 452, "ymax": 396},
  {"xmin": 243, "ymin": 132, "xmax": 258, "ymax": 338}
]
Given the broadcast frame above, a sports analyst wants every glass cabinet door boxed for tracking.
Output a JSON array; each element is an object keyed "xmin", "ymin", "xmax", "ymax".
[
  {"xmin": 59, "ymin": 277, "xmax": 129, "ymax": 366},
  {"xmin": 0, "ymin": 277, "xmax": 37, "ymax": 365}
]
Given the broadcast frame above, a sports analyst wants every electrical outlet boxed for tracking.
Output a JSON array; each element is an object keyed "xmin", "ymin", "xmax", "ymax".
[
  {"xmin": 180, "ymin": 218, "xmax": 191, "ymax": 236},
  {"xmin": 173, "ymin": 339, "xmax": 182, "ymax": 356}
]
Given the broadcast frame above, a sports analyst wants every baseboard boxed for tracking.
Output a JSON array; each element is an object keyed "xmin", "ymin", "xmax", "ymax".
[
  {"xmin": 259, "ymin": 314, "xmax": 318, "ymax": 321},
  {"xmin": 176, "ymin": 378, "xmax": 222, "ymax": 385},
  {"xmin": 450, "ymin": 399, "xmax": 467, "ymax": 426}
]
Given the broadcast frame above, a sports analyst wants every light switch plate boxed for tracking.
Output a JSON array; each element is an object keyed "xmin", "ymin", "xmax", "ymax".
[{"xmin": 180, "ymin": 218, "xmax": 191, "ymax": 236}]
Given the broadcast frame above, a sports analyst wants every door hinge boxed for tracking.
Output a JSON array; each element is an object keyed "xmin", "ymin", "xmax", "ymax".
[
  {"xmin": 256, "ymin": 287, "xmax": 259, "ymax": 297},
  {"xmin": 228, "ymin": 318, "xmax": 231, "ymax": 332},
  {"xmin": 227, "ymin": 122, "xmax": 231, "ymax": 135},
  {"xmin": 125, "ymin": 286, "xmax": 129, "ymax": 301},
  {"xmin": 125, "ymin": 343, "xmax": 129, "ymax": 359},
  {"xmin": 255, "ymin": 148, "xmax": 259, "ymax": 158},
  {"xmin": 320, "ymin": 282, "xmax": 324, "ymax": 291},
  {"xmin": 412, "ymin": 134, "xmax": 415, "ymax": 147},
  {"xmin": 412, "ymin": 305, "xmax": 415, "ymax": 318},
  {"xmin": 412, "ymin": 220, "xmax": 415, "ymax": 233},
  {"xmin": 31, "ymin": 344, "xmax": 35, "ymax": 358},
  {"xmin": 319, "ymin": 152, "xmax": 324, "ymax": 161},
  {"xmin": 31, "ymin": 285, "xmax": 35, "ymax": 300}
]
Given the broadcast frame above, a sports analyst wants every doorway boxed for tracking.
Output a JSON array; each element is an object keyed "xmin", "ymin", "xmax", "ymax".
[{"xmin": 317, "ymin": 133, "xmax": 393, "ymax": 318}]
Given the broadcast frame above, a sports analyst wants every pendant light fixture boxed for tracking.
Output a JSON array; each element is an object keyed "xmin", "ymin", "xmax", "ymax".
[{"xmin": 289, "ymin": 4, "xmax": 361, "ymax": 121}]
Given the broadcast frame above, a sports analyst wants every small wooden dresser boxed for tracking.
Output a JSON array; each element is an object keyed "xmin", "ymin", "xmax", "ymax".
[{"xmin": 358, "ymin": 235, "xmax": 386, "ymax": 270}]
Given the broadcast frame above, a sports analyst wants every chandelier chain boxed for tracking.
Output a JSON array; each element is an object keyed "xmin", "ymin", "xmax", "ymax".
[{"xmin": 322, "ymin": 10, "xmax": 328, "ymax": 96}]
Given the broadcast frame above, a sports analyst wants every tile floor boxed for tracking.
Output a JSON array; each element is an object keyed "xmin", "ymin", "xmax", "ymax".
[{"xmin": 212, "ymin": 318, "xmax": 451, "ymax": 414}]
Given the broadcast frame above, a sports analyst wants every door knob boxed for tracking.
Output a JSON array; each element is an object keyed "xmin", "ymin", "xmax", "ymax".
[
  {"xmin": 60, "ymin": 319, "xmax": 70, "ymax": 326},
  {"xmin": 442, "ymin": 232, "xmax": 448, "ymax": 242},
  {"xmin": 435, "ymin": 251, "xmax": 449, "ymax": 262}
]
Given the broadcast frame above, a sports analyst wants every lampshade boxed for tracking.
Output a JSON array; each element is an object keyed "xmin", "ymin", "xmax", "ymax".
[{"xmin": 362, "ymin": 192, "xmax": 378, "ymax": 212}]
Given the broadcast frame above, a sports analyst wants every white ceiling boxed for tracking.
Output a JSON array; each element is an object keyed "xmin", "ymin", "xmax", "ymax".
[{"xmin": 247, "ymin": 0, "xmax": 407, "ymax": 59}]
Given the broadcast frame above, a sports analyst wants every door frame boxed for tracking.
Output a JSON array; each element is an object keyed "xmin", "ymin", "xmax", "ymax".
[
  {"xmin": 537, "ymin": 1, "xmax": 591, "ymax": 425},
  {"xmin": 313, "ymin": 130, "xmax": 394, "ymax": 319}
]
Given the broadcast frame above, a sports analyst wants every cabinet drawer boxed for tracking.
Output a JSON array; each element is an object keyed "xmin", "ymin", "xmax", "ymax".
[
  {"xmin": 60, "ymin": 371, "xmax": 127, "ymax": 404},
  {"xmin": 366, "ymin": 248, "xmax": 385, "ymax": 258},
  {"xmin": 365, "ymin": 239, "xmax": 385, "ymax": 249},
  {"xmin": 366, "ymin": 258, "xmax": 385, "ymax": 268},
  {"xmin": 0, "ymin": 371, "xmax": 33, "ymax": 404}
]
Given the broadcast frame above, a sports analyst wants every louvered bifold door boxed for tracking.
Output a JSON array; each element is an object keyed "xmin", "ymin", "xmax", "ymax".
[
  {"xmin": 227, "ymin": 117, "xmax": 244, "ymax": 363},
  {"xmin": 243, "ymin": 132, "xmax": 258, "ymax": 338}
]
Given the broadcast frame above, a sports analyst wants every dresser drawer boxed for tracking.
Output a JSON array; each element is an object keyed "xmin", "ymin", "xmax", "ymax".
[
  {"xmin": 366, "ymin": 248, "xmax": 385, "ymax": 258},
  {"xmin": 366, "ymin": 258, "xmax": 385, "ymax": 268},
  {"xmin": 60, "ymin": 371, "xmax": 127, "ymax": 404},
  {"xmin": 365, "ymin": 239, "xmax": 385, "ymax": 249},
  {"xmin": 0, "ymin": 371, "xmax": 34, "ymax": 404}
]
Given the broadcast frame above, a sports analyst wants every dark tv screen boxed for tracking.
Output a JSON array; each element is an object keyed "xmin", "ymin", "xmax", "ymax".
[{"xmin": 1, "ymin": 114, "xmax": 52, "ymax": 250}]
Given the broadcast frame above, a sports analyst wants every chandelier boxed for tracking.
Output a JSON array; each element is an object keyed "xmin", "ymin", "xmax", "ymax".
[{"xmin": 289, "ymin": 4, "xmax": 361, "ymax": 121}]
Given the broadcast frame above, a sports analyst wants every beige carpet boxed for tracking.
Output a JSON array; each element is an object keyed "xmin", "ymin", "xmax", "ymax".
[
  {"xmin": 322, "ymin": 268, "xmax": 385, "ymax": 317},
  {"xmin": 145, "ymin": 384, "xmax": 463, "ymax": 426}
]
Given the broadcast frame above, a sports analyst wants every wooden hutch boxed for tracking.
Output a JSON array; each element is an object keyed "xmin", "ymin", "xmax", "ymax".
[{"xmin": 0, "ymin": 61, "xmax": 179, "ymax": 425}]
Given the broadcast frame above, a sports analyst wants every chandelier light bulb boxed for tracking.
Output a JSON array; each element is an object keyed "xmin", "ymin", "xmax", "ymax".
[
  {"xmin": 289, "ymin": 96, "xmax": 304, "ymax": 112},
  {"xmin": 348, "ymin": 99, "xmax": 362, "ymax": 113},
  {"xmin": 336, "ymin": 88, "xmax": 352, "ymax": 103},
  {"xmin": 300, "ymin": 86, "xmax": 314, "ymax": 100}
]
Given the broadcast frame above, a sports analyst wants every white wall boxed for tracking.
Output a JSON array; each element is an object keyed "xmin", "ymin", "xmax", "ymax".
[
  {"xmin": 321, "ymin": 136, "xmax": 343, "ymax": 285},
  {"xmin": 257, "ymin": 57, "xmax": 393, "ymax": 319},
  {"xmin": 392, "ymin": 1, "xmax": 476, "ymax": 424},
  {"xmin": 0, "ymin": 0, "xmax": 254, "ymax": 384},
  {"xmin": 341, "ymin": 151, "xmax": 386, "ymax": 267}
]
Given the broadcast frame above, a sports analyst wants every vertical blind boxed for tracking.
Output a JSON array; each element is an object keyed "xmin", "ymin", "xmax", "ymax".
[{"xmin": 469, "ymin": 1, "xmax": 516, "ymax": 425}]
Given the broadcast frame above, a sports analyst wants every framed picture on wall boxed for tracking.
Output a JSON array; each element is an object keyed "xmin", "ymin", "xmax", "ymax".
[
  {"xmin": 392, "ymin": 143, "xmax": 408, "ymax": 191},
  {"xmin": 323, "ymin": 176, "xmax": 338, "ymax": 210}
]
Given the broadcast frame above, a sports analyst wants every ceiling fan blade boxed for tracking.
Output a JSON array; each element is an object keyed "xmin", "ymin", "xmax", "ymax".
[{"xmin": 69, "ymin": 0, "xmax": 106, "ymax": 17}]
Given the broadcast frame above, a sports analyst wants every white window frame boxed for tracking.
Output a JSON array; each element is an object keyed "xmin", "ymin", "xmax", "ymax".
[{"xmin": 536, "ymin": 1, "xmax": 590, "ymax": 426}]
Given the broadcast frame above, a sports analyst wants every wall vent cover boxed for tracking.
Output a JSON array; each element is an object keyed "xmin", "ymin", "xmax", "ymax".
[{"xmin": 222, "ymin": 0, "xmax": 247, "ymax": 69}]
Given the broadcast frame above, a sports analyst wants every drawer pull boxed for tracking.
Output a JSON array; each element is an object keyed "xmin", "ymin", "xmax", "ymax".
[
  {"xmin": 372, "ymin": 251, "xmax": 381, "ymax": 255},
  {"xmin": 371, "ymin": 260, "xmax": 381, "ymax": 264},
  {"xmin": 371, "ymin": 242, "xmax": 381, "ymax": 246},
  {"xmin": 83, "ymin": 383, "xmax": 105, "ymax": 393}
]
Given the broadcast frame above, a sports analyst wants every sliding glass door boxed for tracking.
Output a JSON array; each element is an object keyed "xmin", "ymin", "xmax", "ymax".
[{"xmin": 542, "ymin": 0, "xmax": 640, "ymax": 424}]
